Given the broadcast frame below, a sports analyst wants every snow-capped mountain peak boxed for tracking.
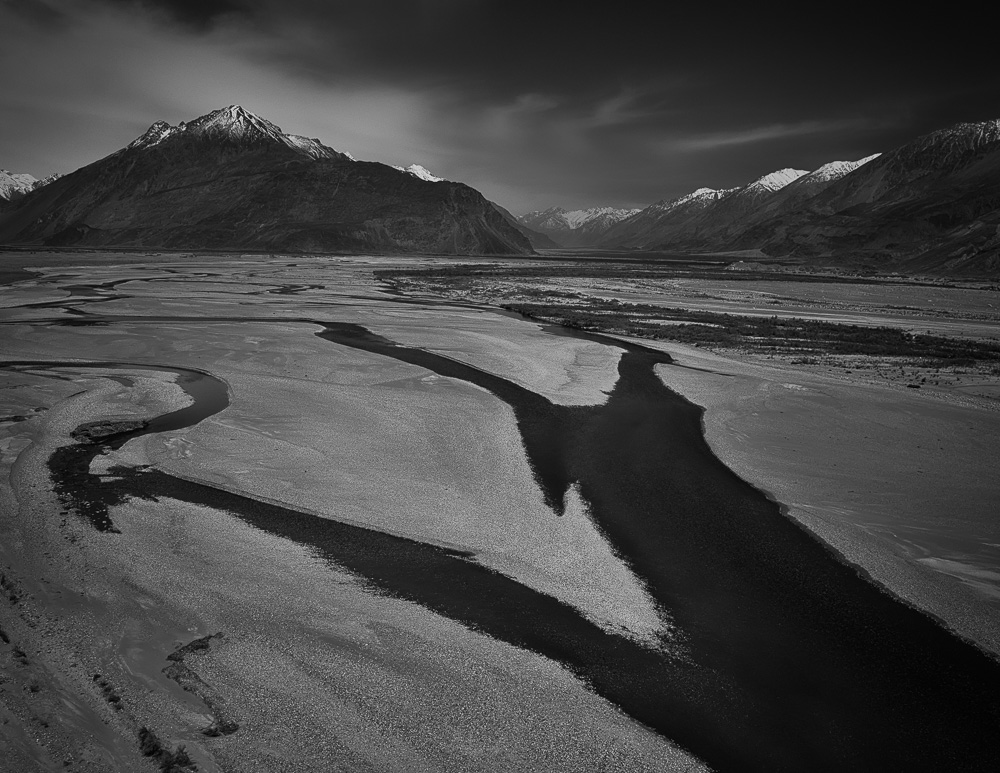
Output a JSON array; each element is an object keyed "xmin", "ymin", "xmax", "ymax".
[
  {"xmin": 519, "ymin": 205, "xmax": 639, "ymax": 231},
  {"xmin": 800, "ymin": 154, "xmax": 881, "ymax": 184},
  {"xmin": 650, "ymin": 187, "xmax": 733, "ymax": 213},
  {"xmin": 744, "ymin": 168, "xmax": 810, "ymax": 194},
  {"xmin": 1, "ymin": 168, "xmax": 61, "ymax": 202},
  {"xmin": 901, "ymin": 119, "xmax": 1000, "ymax": 167},
  {"xmin": 393, "ymin": 163, "xmax": 444, "ymax": 182},
  {"xmin": 0, "ymin": 169, "xmax": 37, "ymax": 186},
  {"xmin": 127, "ymin": 120, "xmax": 180, "ymax": 150},
  {"xmin": 561, "ymin": 206, "xmax": 641, "ymax": 229},
  {"xmin": 515, "ymin": 205, "xmax": 644, "ymax": 246},
  {"xmin": 0, "ymin": 169, "xmax": 37, "ymax": 202},
  {"xmin": 122, "ymin": 106, "xmax": 352, "ymax": 161},
  {"xmin": 677, "ymin": 187, "xmax": 727, "ymax": 203},
  {"xmin": 185, "ymin": 104, "xmax": 284, "ymax": 141}
]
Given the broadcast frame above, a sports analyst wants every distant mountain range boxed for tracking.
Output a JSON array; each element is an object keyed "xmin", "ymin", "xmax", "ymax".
[
  {"xmin": 602, "ymin": 120, "xmax": 1000, "ymax": 275},
  {"xmin": 520, "ymin": 119, "xmax": 1000, "ymax": 276},
  {"xmin": 0, "ymin": 106, "xmax": 531, "ymax": 255},
  {"xmin": 517, "ymin": 206, "xmax": 641, "ymax": 247},
  {"xmin": 5, "ymin": 108, "xmax": 1000, "ymax": 274}
]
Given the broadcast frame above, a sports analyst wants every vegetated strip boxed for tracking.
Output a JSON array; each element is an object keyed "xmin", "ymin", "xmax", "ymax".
[
  {"xmin": 164, "ymin": 633, "xmax": 239, "ymax": 737},
  {"xmin": 376, "ymin": 264, "xmax": 1000, "ymax": 365},
  {"xmin": 504, "ymin": 298, "xmax": 1000, "ymax": 364},
  {"xmin": 374, "ymin": 262, "xmax": 956, "ymax": 287}
]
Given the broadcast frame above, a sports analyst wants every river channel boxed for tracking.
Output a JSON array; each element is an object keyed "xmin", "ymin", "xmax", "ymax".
[{"xmin": 10, "ymin": 313, "xmax": 1000, "ymax": 773}]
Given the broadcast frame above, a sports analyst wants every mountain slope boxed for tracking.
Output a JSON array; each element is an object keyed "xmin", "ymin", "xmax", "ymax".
[
  {"xmin": 0, "ymin": 106, "xmax": 532, "ymax": 255},
  {"xmin": 741, "ymin": 155, "xmax": 880, "ymax": 225},
  {"xmin": 493, "ymin": 204, "xmax": 560, "ymax": 249},
  {"xmin": 599, "ymin": 118, "xmax": 1000, "ymax": 276},
  {"xmin": 599, "ymin": 188, "xmax": 734, "ymax": 248},
  {"xmin": 600, "ymin": 169, "xmax": 810, "ymax": 251},
  {"xmin": 737, "ymin": 120, "xmax": 1000, "ymax": 272}
]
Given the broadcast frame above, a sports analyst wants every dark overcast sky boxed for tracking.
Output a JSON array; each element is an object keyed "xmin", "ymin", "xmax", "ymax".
[{"xmin": 2, "ymin": 0, "xmax": 998, "ymax": 213}]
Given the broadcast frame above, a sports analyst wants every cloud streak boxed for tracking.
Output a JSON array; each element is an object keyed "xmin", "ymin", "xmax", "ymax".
[{"xmin": 665, "ymin": 119, "xmax": 883, "ymax": 153}]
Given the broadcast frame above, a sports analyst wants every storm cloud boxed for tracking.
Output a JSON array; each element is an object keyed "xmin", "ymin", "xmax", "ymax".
[{"xmin": 2, "ymin": 0, "xmax": 997, "ymax": 212}]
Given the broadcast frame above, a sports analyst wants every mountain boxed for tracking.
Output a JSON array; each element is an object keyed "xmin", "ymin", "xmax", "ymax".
[
  {"xmin": 0, "ymin": 170, "xmax": 38, "ymax": 203},
  {"xmin": 517, "ymin": 206, "xmax": 641, "ymax": 247},
  {"xmin": 492, "ymin": 203, "xmax": 560, "ymax": 249},
  {"xmin": 682, "ymin": 168, "xmax": 809, "ymax": 244},
  {"xmin": 599, "ymin": 188, "xmax": 734, "ymax": 248},
  {"xmin": 0, "ymin": 105, "xmax": 532, "ymax": 255},
  {"xmin": 393, "ymin": 163, "xmax": 444, "ymax": 182},
  {"xmin": 0, "ymin": 170, "xmax": 61, "ymax": 210},
  {"xmin": 744, "ymin": 155, "xmax": 880, "ymax": 224},
  {"xmin": 598, "ymin": 118, "xmax": 1000, "ymax": 277},
  {"xmin": 600, "ymin": 169, "xmax": 812, "ymax": 251},
  {"xmin": 735, "ymin": 120, "xmax": 1000, "ymax": 274}
]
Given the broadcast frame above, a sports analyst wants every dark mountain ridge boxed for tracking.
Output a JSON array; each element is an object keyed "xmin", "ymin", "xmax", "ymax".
[
  {"xmin": 598, "ymin": 188, "xmax": 734, "ymax": 249},
  {"xmin": 601, "ymin": 118, "xmax": 1000, "ymax": 276},
  {"xmin": 0, "ymin": 106, "xmax": 532, "ymax": 255},
  {"xmin": 738, "ymin": 120, "xmax": 1000, "ymax": 275}
]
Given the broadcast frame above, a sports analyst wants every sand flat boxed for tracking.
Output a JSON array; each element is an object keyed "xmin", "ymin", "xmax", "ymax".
[
  {"xmin": 1, "ymin": 254, "xmax": 701, "ymax": 771},
  {"xmin": 3, "ymin": 251, "xmax": 999, "ymax": 771}
]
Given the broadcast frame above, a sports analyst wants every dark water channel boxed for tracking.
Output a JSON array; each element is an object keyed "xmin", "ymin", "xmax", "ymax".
[
  {"xmin": 25, "ymin": 319, "xmax": 1000, "ymax": 772},
  {"xmin": 1, "ymin": 361, "xmax": 228, "ymax": 530}
]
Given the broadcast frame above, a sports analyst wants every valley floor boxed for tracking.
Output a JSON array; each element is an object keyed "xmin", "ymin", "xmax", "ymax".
[{"xmin": 1, "ymin": 249, "xmax": 998, "ymax": 772}]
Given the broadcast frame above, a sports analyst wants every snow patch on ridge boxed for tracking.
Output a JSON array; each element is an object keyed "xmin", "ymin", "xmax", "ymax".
[
  {"xmin": 800, "ymin": 154, "xmax": 882, "ymax": 183},
  {"xmin": 651, "ymin": 187, "xmax": 734, "ymax": 212},
  {"xmin": 561, "ymin": 206, "xmax": 641, "ymax": 229},
  {"xmin": 394, "ymin": 163, "xmax": 444, "ymax": 182},
  {"xmin": 744, "ymin": 168, "xmax": 810, "ymax": 193}
]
